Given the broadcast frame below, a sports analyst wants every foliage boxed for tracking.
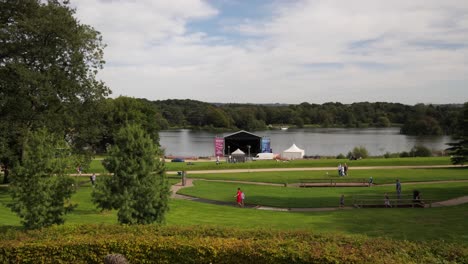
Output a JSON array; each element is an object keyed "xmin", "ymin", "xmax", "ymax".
[
  {"xmin": 0, "ymin": 0, "xmax": 110, "ymax": 183},
  {"xmin": 0, "ymin": 225, "xmax": 466, "ymax": 263},
  {"xmin": 447, "ymin": 102, "xmax": 468, "ymax": 165},
  {"xmin": 8, "ymin": 129, "xmax": 76, "ymax": 229},
  {"xmin": 336, "ymin": 153, "xmax": 345, "ymax": 159},
  {"xmin": 347, "ymin": 146, "xmax": 369, "ymax": 159},
  {"xmin": 93, "ymin": 97, "xmax": 166, "ymax": 153},
  {"xmin": 152, "ymin": 100, "xmax": 462, "ymax": 134},
  {"xmin": 92, "ymin": 124, "xmax": 170, "ymax": 224},
  {"xmin": 410, "ymin": 145, "xmax": 433, "ymax": 157}
]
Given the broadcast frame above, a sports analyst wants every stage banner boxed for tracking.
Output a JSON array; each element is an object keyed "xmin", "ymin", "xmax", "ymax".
[
  {"xmin": 261, "ymin": 137, "xmax": 271, "ymax": 153},
  {"xmin": 214, "ymin": 137, "xmax": 224, "ymax": 156}
]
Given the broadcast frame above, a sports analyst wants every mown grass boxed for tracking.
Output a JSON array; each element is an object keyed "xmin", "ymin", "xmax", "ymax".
[
  {"xmin": 82, "ymin": 157, "xmax": 453, "ymax": 173},
  {"xmin": 178, "ymin": 180, "xmax": 468, "ymax": 208},
  {"xmin": 1, "ymin": 183, "xmax": 467, "ymax": 244},
  {"xmin": 190, "ymin": 167, "xmax": 468, "ymax": 184},
  {"xmin": 166, "ymin": 156, "xmax": 452, "ymax": 171}
]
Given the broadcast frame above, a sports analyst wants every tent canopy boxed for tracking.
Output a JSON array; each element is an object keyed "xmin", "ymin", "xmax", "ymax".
[
  {"xmin": 231, "ymin": 148, "xmax": 245, "ymax": 155},
  {"xmin": 282, "ymin": 144, "xmax": 304, "ymax": 160}
]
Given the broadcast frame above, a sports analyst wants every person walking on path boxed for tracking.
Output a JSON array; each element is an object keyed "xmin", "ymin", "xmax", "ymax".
[
  {"xmin": 396, "ymin": 179, "xmax": 402, "ymax": 199},
  {"xmin": 339, "ymin": 194, "xmax": 345, "ymax": 208},
  {"xmin": 235, "ymin": 188, "xmax": 243, "ymax": 207},
  {"xmin": 344, "ymin": 163, "xmax": 348, "ymax": 176},
  {"xmin": 91, "ymin": 173, "xmax": 96, "ymax": 186}
]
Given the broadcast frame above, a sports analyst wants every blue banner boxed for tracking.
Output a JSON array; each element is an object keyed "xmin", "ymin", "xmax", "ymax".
[{"xmin": 261, "ymin": 137, "xmax": 271, "ymax": 153}]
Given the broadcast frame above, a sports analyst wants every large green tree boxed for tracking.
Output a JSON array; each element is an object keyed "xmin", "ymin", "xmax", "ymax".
[
  {"xmin": 92, "ymin": 124, "xmax": 170, "ymax": 224},
  {"xmin": 447, "ymin": 102, "xmax": 468, "ymax": 165},
  {"xmin": 9, "ymin": 128, "xmax": 76, "ymax": 229},
  {"xmin": 0, "ymin": 0, "xmax": 110, "ymax": 183}
]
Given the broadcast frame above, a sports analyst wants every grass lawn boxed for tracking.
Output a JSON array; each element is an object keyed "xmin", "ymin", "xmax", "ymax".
[
  {"xmin": 72, "ymin": 157, "xmax": 455, "ymax": 175},
  {"xmin": 178, "ymin": 181, "xmax": 468, "ymax": 208},
  {"xmin": 1, "ymin": 184, "xmax": 467, "ymax": 244},
  {"xmin": 190, "ymin": 167, "xmax": 468, "ymax": 184},
  {"xmin": 167, "ymin": 199, "xmax": 468, "ymax": 244},
  {"xmin": 166, "ymin": 156, "xmax": 452, "ymax": 171}
]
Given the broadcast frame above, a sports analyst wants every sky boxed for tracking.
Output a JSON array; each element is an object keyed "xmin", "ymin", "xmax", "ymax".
[{"xmin": 72, "ymin": 0, "xmax": 468, "ymax": 105}]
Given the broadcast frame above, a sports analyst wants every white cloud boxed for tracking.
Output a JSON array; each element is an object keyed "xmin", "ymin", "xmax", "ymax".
[{"xmin": 72, "ymin": 0, "xmax": 468, "ymax": 104}]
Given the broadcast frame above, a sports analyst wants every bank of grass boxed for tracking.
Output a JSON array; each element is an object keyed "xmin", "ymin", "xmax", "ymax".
[
  {"xmin": 166, "ymin": 156, "xmax": 452, "ymax": 171},
  {"xmin": 178, "ymin": 181, "xmax": 468, "ymax": 208},
  {"xmin": 84, "ymin": 157, "xmax": 453, "ymax": 173},
  {"xmin": 190, "ymin": 167, "xmax": 468, "ymax": 184},
  {"xmin": 1, "ymin": 184, "xmax": 468, "ymax": 245}
]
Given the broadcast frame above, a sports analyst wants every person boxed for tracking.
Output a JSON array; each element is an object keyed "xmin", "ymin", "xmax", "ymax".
[
  {"xmin": 235, "ymin": 188, "xmax": 243, "ymax": 207},
  {"xmin": 216, "ymin": 156, "xmax": 220, "ymax": 165},
  {"xmin": 338, "ymin": 164, "xmax": 343, "ymax": 176},
  {"xmin": 241, "ymin": 191, "xmax": 245, "ymax": 207},
  {"xmin": 344, "ymin": 163, "xmax": 348, "ymax": 176},
  {"xmin": 368, "ymin": 176, "xmax": 374, "ymax": 187},
  {"xmin": 396, "ymin": 179, "xmax": 402, "ymax": 199},
  {"xmin": 91, "ymin": 173, "xmax": 96, "ymax": 186},
  {"xmin": 77, "ymin": 165, "xmax": 82, "ymax": 175},
  {"xmin": 384, "ymin": 193, "xmax": 391, "ymax": 208},
  {"xmin": 413, "ymin": 190, "xmax": 424, "ymax": 207},
  {"xmin": 339, "ymin": 194, "xmax": 345, "ymax": 208}
]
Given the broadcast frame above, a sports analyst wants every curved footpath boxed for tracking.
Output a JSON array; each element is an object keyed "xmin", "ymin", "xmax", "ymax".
[{"xmin": 170, "ymin": 178, "xmax": 468, "ymax": 212}]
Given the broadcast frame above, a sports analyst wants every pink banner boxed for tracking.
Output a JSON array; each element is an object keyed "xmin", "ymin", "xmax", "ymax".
[{"xmin": 214, "ymin": 137, "xmax": 224, "ymax": 156}]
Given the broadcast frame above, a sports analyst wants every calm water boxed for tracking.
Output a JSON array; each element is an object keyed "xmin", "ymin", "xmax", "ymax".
[{"xmin": 159, "ymin": 128, "xmax": 453, "ymax": 157}]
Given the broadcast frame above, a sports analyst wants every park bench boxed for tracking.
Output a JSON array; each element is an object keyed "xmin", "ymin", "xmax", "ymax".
[
  {"xmin": 299, "ymin": 178, "xmax": 369, "ymax": 187},
  {"xmin": 352, "ymin": 194, "xmax": 433, "ymax": 208}
]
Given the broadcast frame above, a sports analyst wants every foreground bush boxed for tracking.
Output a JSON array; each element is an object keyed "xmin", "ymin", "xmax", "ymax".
[{"xmin": 0, "ymin": 225, "xmax": 466, "ymax": 263}]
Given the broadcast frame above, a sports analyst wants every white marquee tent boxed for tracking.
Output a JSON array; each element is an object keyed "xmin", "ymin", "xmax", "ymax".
[
  {"xmin": 281, "ymin": 144, "xmax": 305, "ymax": 160},
  {"xmin": 231, "ymin": 148, "xmax": 246, "ymax": 163}
]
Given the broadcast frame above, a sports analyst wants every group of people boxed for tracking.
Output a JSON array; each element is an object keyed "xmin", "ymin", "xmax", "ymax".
[
  {"xmin": 235, "ymin": 188, "xmax": 245, "ymax": 207},
  {"xmin": 337, "ymin": 163, "xmax": 348, "ymax": 176}
]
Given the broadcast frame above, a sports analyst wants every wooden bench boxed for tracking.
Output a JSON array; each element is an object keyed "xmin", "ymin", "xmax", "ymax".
[
  {"xmin": 352, "ymin": 195, "xmax": 433, "ymax": 208},
  {"xmin": 299, "ymin": 178, "xmax": 369, "ymax": 187}
]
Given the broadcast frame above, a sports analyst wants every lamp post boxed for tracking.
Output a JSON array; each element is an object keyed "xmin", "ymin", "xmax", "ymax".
[
  {"xmin": 227, "ymin": 146, "xmax": 230, "ymax": 163},
  {"xmin": 247, "ymin": 145, "xmax": 251, "ymax": 160}
]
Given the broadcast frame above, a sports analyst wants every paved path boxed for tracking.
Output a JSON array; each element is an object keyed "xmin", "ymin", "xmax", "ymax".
[{"xmin": 170, "ymin": 178, "xmax": 468, "ymax": 212}]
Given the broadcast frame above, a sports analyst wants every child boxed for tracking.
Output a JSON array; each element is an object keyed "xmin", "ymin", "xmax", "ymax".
[
  {"xmin": 241, "ymin": 191, "xmax": 245, "ymax": 207},
  {"xmin": 384, "ymin": 193, "xmax": 391, "ymax": 208},
  {"xmin": 339, "ymin": 194, "xmax": 345, "ymax": 208}
]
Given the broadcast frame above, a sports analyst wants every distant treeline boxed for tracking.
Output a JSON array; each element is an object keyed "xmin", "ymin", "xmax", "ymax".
[{"xmin": 149, "ymin": 99, "xmax": 464, "ymax": 136}]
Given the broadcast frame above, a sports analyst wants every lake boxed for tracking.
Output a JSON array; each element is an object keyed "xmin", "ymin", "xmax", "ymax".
[{"xmin": 159, "ymin": 128, "xmax": 453, "ymax": 157}]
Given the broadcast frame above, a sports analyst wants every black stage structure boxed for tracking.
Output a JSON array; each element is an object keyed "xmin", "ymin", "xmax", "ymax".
[{"xmin": 224, "ymin": 130, "xmax": 261, "ymax": 157}]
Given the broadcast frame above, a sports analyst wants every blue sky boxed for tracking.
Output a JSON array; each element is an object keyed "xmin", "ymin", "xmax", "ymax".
[{"xmin": 73, "ymin": 0, "xmax": 468, "ymax": 104}]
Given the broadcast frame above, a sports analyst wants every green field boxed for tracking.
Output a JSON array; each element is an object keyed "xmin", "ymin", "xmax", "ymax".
[
  {"xmin": 82, "ymin": 157, "xmax": 453, "ymax": 174},
  {"xmin": 189, "ymin": 167, "xmax": 468, "ymax": 184},
  {"xmin": 1, "ymin": 186, "xmax": 467, "ymax": 244},
  {"xmin": 165, "ymin": 156, "xmax": 452, "ymax": 170},
  {"xmin": 178, "ymin": 180, "xmax": 468, "ymax": 208},
  {"xmin": 1, "ymin": 160, "xmax": 467, "ymax": 246}
]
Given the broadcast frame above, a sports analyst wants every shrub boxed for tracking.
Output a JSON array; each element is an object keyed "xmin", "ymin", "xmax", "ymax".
[
  {"xmin": 410, "ymin": 145, "xmax": 433, "ymax": 157},
  {"xmin": 0, "ymin": 225, "xmax": 467, "ymax": 264}
]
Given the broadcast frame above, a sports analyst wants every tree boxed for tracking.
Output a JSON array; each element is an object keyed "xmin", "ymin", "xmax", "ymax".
[
  {"xmin": 92, "ymin": 124, "xmax": 170, "ymax": 224},
  {"xmin": 347, "ymin": 146, "xmax": 369, "ymax": 159},
  {"xmin": 409, "ymin": 145, "xmax": 432, "ymax": 157},
  {"xmin": 9, "ymin": 129, "xmax": 76, "ymax": 229},
  {"xmin": 447, "ymin": 102, "xmax": 468, "ymax": 165},
  {"xmin": 0, "ymin": 0, "xmax": 110, "ymax": 183}
]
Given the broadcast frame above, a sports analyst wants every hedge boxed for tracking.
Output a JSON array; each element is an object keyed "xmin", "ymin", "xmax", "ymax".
[{"xmin": 0, "ymin": 225, "xmax": 466, "ymax": 263}]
